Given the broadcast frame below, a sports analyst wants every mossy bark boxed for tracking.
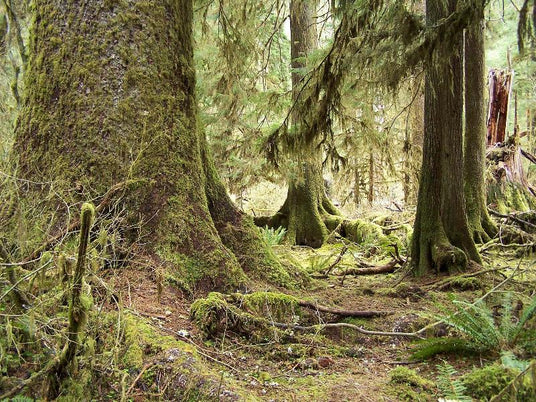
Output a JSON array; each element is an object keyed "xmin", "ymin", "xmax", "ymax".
[
  {"xmin": 411, "ymin": 0, "xmax": 481, "ymax": 275},
  {"xmin": 257, "ymin": 0, "xmax": 340, "ymax": 248},
  {"xmin": 14, "ymin": 0, "xmax": 277, "ymax": 292},
  {"xmin": 463, "ymin": 15, "xmax": 497, "ymax": 243}
]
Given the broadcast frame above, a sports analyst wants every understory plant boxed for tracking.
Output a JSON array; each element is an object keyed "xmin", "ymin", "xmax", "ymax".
[
  {"xmin": 412, "ymin": 292, "xmax": 536, "ymax": 360},
  {"xmin": 260, "ymin": 225, "xmax": 287, "ymax": 246}
]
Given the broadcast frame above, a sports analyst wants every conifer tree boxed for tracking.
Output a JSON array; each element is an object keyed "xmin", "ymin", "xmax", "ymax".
[
  {"xmin": 14, "ymin": 0, "xmax": 284, "ymax": 292},
  {"xmin": 411, "ymin": 0, "xmax": 482, "ymax": 275}
]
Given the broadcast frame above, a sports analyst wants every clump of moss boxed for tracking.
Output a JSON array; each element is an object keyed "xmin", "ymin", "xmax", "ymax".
[
  {"xmin": 461, "ymin": 364, "xmax": 535, "ymax": 401},
  {"xmin": 388, "ymin": 366, "xmax": 435, "ymax": 401},
  {"xmin": 190, "ymin": 291, "xmax": 304, "ymax": 341}
]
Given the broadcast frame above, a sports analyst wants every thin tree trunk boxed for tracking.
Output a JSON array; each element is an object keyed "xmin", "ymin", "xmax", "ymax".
[{"xmin": 257, "ymin": 0, "xmax": 340, "ymax": 248}]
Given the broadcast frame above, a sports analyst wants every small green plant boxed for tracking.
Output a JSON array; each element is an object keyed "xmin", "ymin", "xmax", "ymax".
[
  {"xmin": 306, "ymin": 253, "xmax": 332, "ymax": 273},
  {"xmin": 436, "ymin": 362, "xmax": 471, "ymax": 402},
  {"xmin": 412, "ymin": 292, "xmax": 536, "ymax": 359},
  {"xmin": 260, "ymin": 225, "xmax": 286, "ymax": 246}
]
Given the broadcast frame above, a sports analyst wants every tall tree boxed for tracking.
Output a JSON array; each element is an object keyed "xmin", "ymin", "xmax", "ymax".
[
  {"xmin": 463, "ymin": 6, "xmax": 497, "ymax": 242},
  {"xmin": 411, "ymin": 0, "xmax": 481, "ymax": 275},
  {"xmin": 257, "ymin": 0, "xmax": 340, "ymax": 248},
  {"xmin": 14, "ymin": 0, "xmax": 286, "ymax": 293}
]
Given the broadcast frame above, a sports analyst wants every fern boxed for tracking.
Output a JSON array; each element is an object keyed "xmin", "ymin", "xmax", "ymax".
[
  {"xmin": 436, "ymin": 362, "xmax": 471, "ymax": 402},
  {"xmin": 412, "ymin": 338, "xmax": 481, "ymax": 360},
  {"xmin": 259, "ymin": 226, "xmax": 286, "ymax": 246},
  {"xmin": 413, "ymin": 292, "xmax": 536, "ymax": 359}
]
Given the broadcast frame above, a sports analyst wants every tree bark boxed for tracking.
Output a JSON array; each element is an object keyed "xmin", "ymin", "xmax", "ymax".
[
  {"xmin": 411, "ymin": 0, "xmax": 481, "ymax": 275},
  {"xmin": 463, "ymin": 13, "xmax": 497, "ymax": 243},
  {"xmin": 257, "ymin": 0, "xmax": 340, "ymax": 248},
  {"xmin": 14, "ymin": 0, "xmax": 281, "ymax": 293},
  {"xmin": 487, "ymin": 69, "xmax": 512, "ymax": 145}
]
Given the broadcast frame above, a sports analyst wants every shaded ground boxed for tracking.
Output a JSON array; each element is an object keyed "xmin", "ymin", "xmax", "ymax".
[{"xmin": 102, "ymin": 238, "xmax": 535, "ymax": 401}]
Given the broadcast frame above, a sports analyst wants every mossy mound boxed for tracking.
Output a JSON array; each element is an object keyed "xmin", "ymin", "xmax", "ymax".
[
  {"xmin": 190, "ymin": 291, "xmax": 305, "ymax": 341},
  {"xmin": 388, "ymin": 366, "xmax": 435, "ymax": 401},
  {"xmin": 461, "ymin": 364, "xmax": 536, "ymax": 401}
]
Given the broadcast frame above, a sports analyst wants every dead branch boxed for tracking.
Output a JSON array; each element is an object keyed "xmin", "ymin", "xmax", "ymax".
[
  {"xmin": 322, "ymin": 244, "xmax": 348, "ymax": 276},
  {"xmin": 337, "ymin": 260, "xmax": 398, "ymax": 276},
  {"xmin": 489, "ymin": 208, "xmax": 536, "ymax": 231},
  {"xmin": 297, "ymin": 300, "xmax": 390, "ymax": 318},
  {"xmin": 521, "ymin": 148, "xmax": 536, "ymax": 164}
]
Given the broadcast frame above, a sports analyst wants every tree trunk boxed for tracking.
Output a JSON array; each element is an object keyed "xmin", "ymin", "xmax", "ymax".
[
  {"xmin": 463, "ymin": 13, "xmax": 497, "ymax": 243},
  {"xmin": 411, "ymin": 0, "xmax": 481, "ymax": 275},
  {"xmin": 14, "ymin": 0, "xmax": 282, "ymax": 293},
  {"xmin": 257, "ymin": 0, "xmax": 340, "ymax": 248}
]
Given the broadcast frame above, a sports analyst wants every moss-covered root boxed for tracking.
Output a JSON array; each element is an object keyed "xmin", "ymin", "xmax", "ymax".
[
  {"xmin": 47, "ymin": 203, "xmax": 95, "ymax": 398},
  {"xmin": 190, "ymin": 292, "xmax": 300, "ymax": 340},
  {"xmin": 413, "ymin": 227, "xmax": 470, "ymax": 275}
]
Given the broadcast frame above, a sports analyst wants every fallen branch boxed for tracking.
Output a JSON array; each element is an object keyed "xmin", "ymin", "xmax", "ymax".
[
  {"xmin": 489, "ymin": 209, "xmax": 536, "ymax": 231},
  {"xmin": 297, "ymin": 300, "xmax": 390, "ymax": 318},
  {"xmin": 272, "ymin": 321, "xmax": 424, "ymax": 339},
  {"xmin": 322, "ymin": 245, "xmax": 348, "ymax": 276},
  {"xmin": 337, "ymin": 260, "xmax": 398, "ymax": 276}
]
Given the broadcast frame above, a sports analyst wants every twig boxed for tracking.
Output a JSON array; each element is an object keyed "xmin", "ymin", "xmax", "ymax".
[
  {"xmin": 125, "ymin": 363, "xmax": 155, "ymax": 397},
  {"xmin": 24, "ymin": 180, "xmax": 135, "ymax": 263},
  {"xmin": 322, "ymin": 245, "xmax": 348, "ymax": 276}
]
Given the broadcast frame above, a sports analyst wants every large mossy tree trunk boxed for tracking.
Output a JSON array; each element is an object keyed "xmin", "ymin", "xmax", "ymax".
[
  {"xmin": 411, "ymin": 0, "xmax": 481, "ymax": 275},
  {"xmin": 15, "ymin": 0, "xmax": 282, "ymax": 293},
  {"xmin": 256, "ymin": 0, "xmax": 340, "ymax": 248},
  {"xmin": 463, "ymin": 12, "xmax": 497, "ymax": 243}
]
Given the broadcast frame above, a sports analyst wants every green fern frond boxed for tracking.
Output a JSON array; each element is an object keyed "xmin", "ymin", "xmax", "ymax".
[
  {"xmin": 436, "ymin": 361, "xmax": 471, "ymax": 402},
  {"xmin": 411, "ymin": 337, "xmax": 481, "ymax": 360},
  {"xmin": 260, "ymin": 226, "xmax": 287, "ymax": 246}
]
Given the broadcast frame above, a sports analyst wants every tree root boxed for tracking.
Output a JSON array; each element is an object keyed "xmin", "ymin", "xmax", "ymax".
[{"xmin": 191, "ymin": 291, "xmax": 392, "ymax": 340}]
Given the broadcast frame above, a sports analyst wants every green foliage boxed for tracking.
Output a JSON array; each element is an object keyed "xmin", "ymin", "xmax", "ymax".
[
  {"xmin": 413, "ymin": 292, "xmax": 536, "ymax": 359},
  {"xmin": 388, "ymin": 366, "xmax": 434, "ymax": 401},
  {"xmin": 260, "ymin": 225, "xmax": 287, "ymax": 246},
  {"xmin": 435, "ymin": 362, "xmax": 471, "ymax": 402}
]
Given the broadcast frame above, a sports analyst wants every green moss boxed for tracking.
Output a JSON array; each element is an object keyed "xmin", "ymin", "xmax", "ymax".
[
  {"xmin": 190, "ymin": 291, "xmax": 301, "ymax": 341},
  {"xmin": 388, "ymin": 366, "xmax": 435, "ymax": 401},
  {"xmin": 122, "ymin": 312, "xmax": 195, "ymax": 369},
  {"xmin": 461, "ymin": 365, "xmax": 517, "ymax": 400},
  {"xmin": 241, "ymin": 292, "xmax": 300, "ymax": 322},
  {"xmin": 390, "ymin": 366, "xmax": 434, "ymax": 389}
]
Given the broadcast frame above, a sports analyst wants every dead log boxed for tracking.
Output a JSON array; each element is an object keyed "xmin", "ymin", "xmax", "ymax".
[{"xmin": 337, "ymin": 260, "xmax": 398, "ymax": 276}]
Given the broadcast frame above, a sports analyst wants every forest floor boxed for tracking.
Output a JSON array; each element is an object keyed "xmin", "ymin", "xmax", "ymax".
[
  {"xmin": 102, "ymin": 232, "xmax": 536, "ymax": 401},
  {"xmin": 2, "ymin": 209, "xmax": 536, "ymax": 401}
]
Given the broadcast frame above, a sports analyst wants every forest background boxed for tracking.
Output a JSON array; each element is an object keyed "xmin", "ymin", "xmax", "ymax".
[{"xmin": 0, "ymin": 0, "xmax": 536, "ymax": 400}]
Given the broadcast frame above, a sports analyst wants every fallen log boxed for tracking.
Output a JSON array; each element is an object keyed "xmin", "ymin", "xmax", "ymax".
[{"xmin": 337, "ymin": 260, "xmax": 398, "ymax": 276}]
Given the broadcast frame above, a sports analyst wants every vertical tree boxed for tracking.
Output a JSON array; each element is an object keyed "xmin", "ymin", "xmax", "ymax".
[
  {"xmin": 463, "ymin": 5, "xmax": 497, "ymax": 242},
  {"xmin": 411, "ymin": 0, "xmax": 481, "ymax": 275},
  {"xmin": 257, "ymin": 0, "xmax": 340, "ymax": 248},
  {"xmin": 14, "ymin": 0, "xmax": 286, "ymax": 292}
]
